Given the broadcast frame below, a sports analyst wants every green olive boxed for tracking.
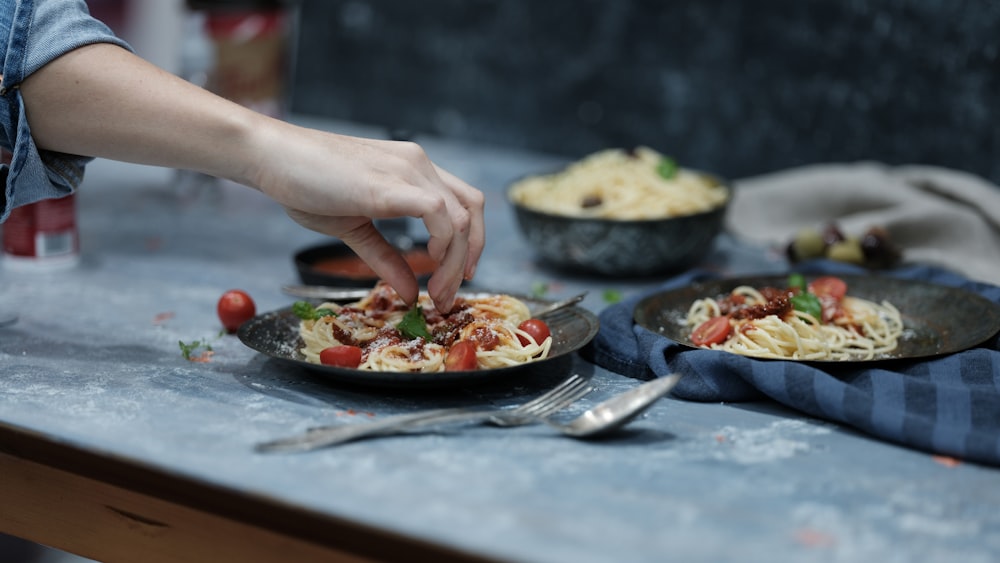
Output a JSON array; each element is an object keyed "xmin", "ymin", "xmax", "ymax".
[
  {"xmin": 791, "ymin": 228, "xmax": 825, "ymax": 260},
  {"xmin": 826, "ymin": 238, "xmax": 864, "ymax": 264}
]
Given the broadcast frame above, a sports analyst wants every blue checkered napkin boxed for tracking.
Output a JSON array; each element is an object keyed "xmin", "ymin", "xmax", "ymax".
[{"xmin": 586, "ymin": 261, "xmax": 1000, "ymax": 466}]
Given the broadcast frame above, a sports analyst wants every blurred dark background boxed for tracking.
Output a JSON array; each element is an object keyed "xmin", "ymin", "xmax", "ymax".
[{"xmin": 291, "ymin": 0, "xmax": 1000, "ymax": 184}]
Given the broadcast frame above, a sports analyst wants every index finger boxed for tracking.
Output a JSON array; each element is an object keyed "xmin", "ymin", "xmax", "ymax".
[
  {"xmin": 423, "ymin": 200, "xmax": 471, "ymax": 312},
  {"xmin": 434, "ymin": 165, "xmax": 485, "ymax": 280},
  {"xmin": 337, "ymin": 222, "xmax": 420, "ymax": 305}
]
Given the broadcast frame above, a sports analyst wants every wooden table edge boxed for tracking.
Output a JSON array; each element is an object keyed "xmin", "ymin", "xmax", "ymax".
[{"xmin": 0, "ymin": 422, "xmax": 499, "ymax": 563}]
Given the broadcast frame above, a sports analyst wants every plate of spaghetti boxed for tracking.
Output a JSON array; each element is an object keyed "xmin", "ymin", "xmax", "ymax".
[
  {"xmin": 633, "ymin": 274, "xmax": 1000, "ymax": 362},
  {"xmin": 238, "ymin": 282, "xmax": 599, "ymax": 387}
]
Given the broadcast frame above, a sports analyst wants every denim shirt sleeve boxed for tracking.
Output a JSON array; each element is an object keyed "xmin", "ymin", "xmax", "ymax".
[{"xmin": 0, "ymin": 0, "xmax": 133, "ymax": 223}]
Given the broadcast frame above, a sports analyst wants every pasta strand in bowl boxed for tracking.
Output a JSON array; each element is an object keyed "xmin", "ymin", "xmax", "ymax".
[{"xmin": 509, "ymin": 146, "xmax": 727, "ymax": 219}]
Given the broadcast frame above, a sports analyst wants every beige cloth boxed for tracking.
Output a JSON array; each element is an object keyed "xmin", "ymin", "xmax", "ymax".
[{"xmin": 727, "ymin": 162, "xmax": 1000, "ymax": 286}]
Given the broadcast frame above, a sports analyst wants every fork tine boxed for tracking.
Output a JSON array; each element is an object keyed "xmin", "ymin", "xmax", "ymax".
[
  {"xmin": 255, "ymin": 374, "xmax": 594, "ymax": 452},
  {"xmin": 515, "ymin": 377, "xmax": 593, "ymax": 418},
  {"xmin": 526, "ymin": 382, "xmax": 592, "ymax": 418},
  {"xmin": 509, "ymin": 374, "xmax": 585, "ymax": 413}
]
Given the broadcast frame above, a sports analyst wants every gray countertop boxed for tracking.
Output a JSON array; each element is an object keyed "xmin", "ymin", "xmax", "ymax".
[{"xmin": 2, "ymin": 119, "xmax": 998, "ymax": 563}]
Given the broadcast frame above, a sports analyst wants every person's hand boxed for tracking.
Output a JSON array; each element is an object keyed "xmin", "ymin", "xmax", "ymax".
[
  {"xmin": 252, "ymin": 125, "xmax": 485, "ymax": 312},
  {"xmin": 18, "ymin": 43, "xmax": 484, "ymax": 311}
]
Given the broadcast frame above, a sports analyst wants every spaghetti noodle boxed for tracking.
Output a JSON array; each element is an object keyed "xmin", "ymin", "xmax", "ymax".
[
  {"xmin": 508, "ymin": 146, "xmax": 728, "ymax": 220},
  {"xmin": 685, "ymin": 275, "xmax": 903, "ymax": 361},
  {"xmin": 298, "ymin": 282, "xmax": 553, "ymax": 371}
]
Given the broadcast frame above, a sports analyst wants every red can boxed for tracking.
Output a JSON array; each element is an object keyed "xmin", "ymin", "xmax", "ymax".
[{"xmin": 1, "ymin": 149, "xmax": 81, "ymax": 270}]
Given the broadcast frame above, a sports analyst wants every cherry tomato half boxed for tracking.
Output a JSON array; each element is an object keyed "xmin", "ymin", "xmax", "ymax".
[
  {"xmin": 517, "ymin": 319, "xmax": 551, "ymax": 347},
  {"xmin": 319, "ymin": 345, "xmax": 363, "ymax": 368},
  {"xmin": 807, "ymin": 276, "xmax": 848, "ymax": 323},
  {"xmin": 445, "ymin": 340, "xmax": 478, "ymax": 371},
  {"xmin": 217, "ymin": 289, "xmax": 256, "ymax": 333},
  {"xmin": 691, "ymin": 315, "xmax": 732, "ymax": 346},
  {"xmin": 808, "ymin": 276, "xmax": 848, "ymax": 300}
]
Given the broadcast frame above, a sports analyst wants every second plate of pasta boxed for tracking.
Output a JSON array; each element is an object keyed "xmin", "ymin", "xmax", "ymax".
[{"xmin": 633, "ymin": 274, "xmax": 1000, "ymax": 363}]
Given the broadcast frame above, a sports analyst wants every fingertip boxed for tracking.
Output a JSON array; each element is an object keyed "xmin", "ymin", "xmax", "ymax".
[
  {"xmin": 431, "ymin": 293, "xmax": 455, "ymax": 314},
  {"xmin": 395, "ymin": 282, "xmax": 419, "ymax": 307},
  {"xmin": 378, "ymin": 269, "xmax": 418, "ymax": 306},
  {"xmin": 427, "ymin": 274, "xmax": 458, "ymax": 313},
  {"xmin": 436, "ymin": 298, "xmax": 456, "ymax": 314}
]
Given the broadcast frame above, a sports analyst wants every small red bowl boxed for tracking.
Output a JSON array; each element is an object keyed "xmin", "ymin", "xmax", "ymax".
[{"xmin": 294, "ymin": 240, "xmax": 436, "ymax": 287}]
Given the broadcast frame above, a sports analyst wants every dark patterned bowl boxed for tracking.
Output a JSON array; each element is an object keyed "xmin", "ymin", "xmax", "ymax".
[{"xmin": 507, "ymin": 172, "xmax": 730, "ymax": 277}]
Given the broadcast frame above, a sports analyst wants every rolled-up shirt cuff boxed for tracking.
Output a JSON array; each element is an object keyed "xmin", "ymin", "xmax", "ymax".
[{"xmin": 1, "ymin": 0, "xmax": 132, "ymax": 222}]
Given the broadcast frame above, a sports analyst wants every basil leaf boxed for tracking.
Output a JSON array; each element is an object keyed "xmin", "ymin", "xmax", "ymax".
[
  {"xmin": 397, "ymin": 305, "xmax": 433, "ymax": 341},
  {"xmin": 292, "ymin": 301, "xmax": 336, "ymax": 320},
  {"xmin": 531, "ymin": 281, "xmax": 549, "ymax": 298},
  {"xmin": 602, "ymin": 289, "xmax": 623, "ymax": 304},
  {"xmin": 178, "ymin": 339, "xmax": 212, "ymax": 360},
  {"xmin": 790, "ymin": 293, "xmax": 822, "ymax": 322},
  {"xmin": 788, "ymin": 273, "xmax": 807, "ymax": 293},
  {"xmin": 656, "ymin": 157, "xmax": 678, "ymax": 180},
  {"xmin": 178, "ymin": 340, "xmax": 197, "ymax": 360}
]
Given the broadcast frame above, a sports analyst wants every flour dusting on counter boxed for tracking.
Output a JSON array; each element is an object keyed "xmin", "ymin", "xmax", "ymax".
[{"xmin": 712, "ymin": 420, "xmax": 832, "ymax": 464}]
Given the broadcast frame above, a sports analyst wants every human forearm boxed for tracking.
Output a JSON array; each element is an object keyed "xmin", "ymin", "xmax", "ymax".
[
  {"xmin": 19, "ymin": 43, "xmax": 266, "ymax": 186},
  {"xmin": 18, "ymin": 42, "xmax": 485, "ymax": 311}
]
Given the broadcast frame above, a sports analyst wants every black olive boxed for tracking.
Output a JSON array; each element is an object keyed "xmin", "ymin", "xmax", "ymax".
[
  {"xmin": 581, "ymin": 195, "xmax": 603, "ymax": 208},
  {"xmin": 786, "ymin": 240, "xmax": 799, "ymax": 262},
  {"xmin": 821, "ymin": 223, "xmax": 846, "ymax": 246},
  {"xmin": 860, "ymin": 226, "xmax": 902, "ymax": 268}
]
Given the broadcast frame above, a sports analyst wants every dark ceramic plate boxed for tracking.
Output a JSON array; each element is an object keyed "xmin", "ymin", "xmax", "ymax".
[
  {"xmin": 295, "ymin": 240, "xmax": 435, "ymax": 288},
  {"xmin": 237, "ymin": 294, "xmax": 599, "ymax": 388},
  {"xmin": 633, "ymin": 274, "xmax": 1000, "ymax": 362}
]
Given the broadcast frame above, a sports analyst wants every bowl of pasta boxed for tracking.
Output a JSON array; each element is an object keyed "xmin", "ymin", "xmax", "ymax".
[{"xmin": 507, "ymin": 147, "xmax": 730, "ymax": 276}]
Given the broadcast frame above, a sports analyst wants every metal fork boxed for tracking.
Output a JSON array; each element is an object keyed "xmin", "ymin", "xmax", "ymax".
[{"xmin": 255, "ymin": 373, "xmax": 594, "ymax": 453}]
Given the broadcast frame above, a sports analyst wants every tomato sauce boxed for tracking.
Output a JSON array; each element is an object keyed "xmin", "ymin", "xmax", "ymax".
[
  {"xmin": 310, "ymin": 249, "xmax": 437, "ymax": 279},
  {"xmin": 471, "ymin": 325, "xmax": 501, "ymax": 351}
]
